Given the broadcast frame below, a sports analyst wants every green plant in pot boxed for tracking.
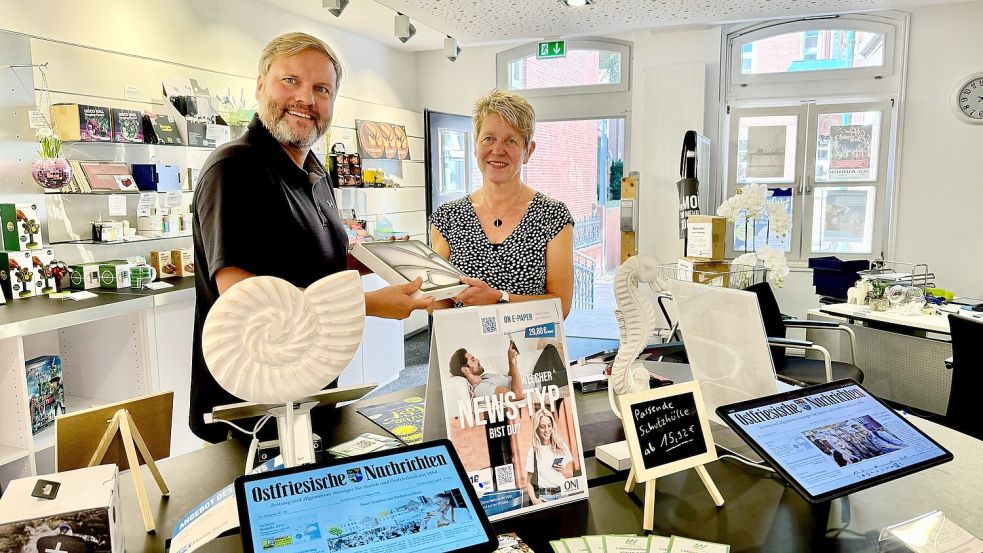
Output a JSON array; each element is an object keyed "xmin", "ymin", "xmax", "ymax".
[{"xmin": 869, "ymin": 280, "xmax": 890, "ymax": 311}]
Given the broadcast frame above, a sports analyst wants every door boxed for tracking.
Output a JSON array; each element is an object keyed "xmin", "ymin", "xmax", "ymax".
[{"xmin": 424, "ymin": 110, "xmax": 478, "ymax": 219}]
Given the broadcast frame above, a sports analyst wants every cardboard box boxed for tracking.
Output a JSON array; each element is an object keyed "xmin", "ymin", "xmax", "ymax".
[
  {"xmin": 68, "ymin": 263, "xmax": 100, "ymax": 290},
  {"xmin": 30, "ymin": 248, "xmax": 57, "ymax": 295},
  {"xmin": 0, "ymin": 464, "xmax": 123, "ymax": 553},
  {"xmin": 1, "ymin": 251, "xmax": 39, "ymax": 299},
  {"xmin": 170, "ymin": 249, "xmax": 194, "ymax": 277},
  {"xmin": 685, "ymin": 215, "xmax": 726, "ymax": 260},
  {"xmin": 98, "ymin": 260, "xmax": 131, "ymax": 289},
  {"xmin": 150, "ymin": 251, "xmax": 175, "ymax": 279},
  {"xmin": 0, "ymin": 202, "xmax": 44, "ymax": 251},
  {"xmin": 111, "ymin": 107, "xmax": 144, "ymax": 143},
  {"xmin": 50, "ymin": 103, "xmax": 113, "ymax": 142},
  {"xmin": 677, "ymin": 257, "xmax": 731, "ymax": 288}
]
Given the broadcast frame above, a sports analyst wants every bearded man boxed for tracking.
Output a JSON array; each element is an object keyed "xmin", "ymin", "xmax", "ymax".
[{"xmin": 190, "ymin": 32, "xmax": 431, "ymax": 443}]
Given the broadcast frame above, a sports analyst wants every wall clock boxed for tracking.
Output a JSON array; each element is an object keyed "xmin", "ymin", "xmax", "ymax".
[{"xmin": 951, "ymin": 72, "xmax": 983, "ymax": 124}]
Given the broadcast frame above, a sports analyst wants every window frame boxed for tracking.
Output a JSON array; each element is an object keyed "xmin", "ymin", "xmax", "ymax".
[
  {"xmin": 496, "ymin": 37, "xmax": 632, "ymax": 97},
  {"xmin": 730, "ymin": 18, "xmax": 896, "ymax": 87}
]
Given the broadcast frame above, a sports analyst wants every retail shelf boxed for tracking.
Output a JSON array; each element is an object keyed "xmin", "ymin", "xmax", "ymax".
[
  {"xmin": 61, "ymin": 141, "xmax": 215, "ymax": 150},
  {"xmin": 0, "ymin": 444, "xmax": 30, "ymax": 466},
  {"xmin": 44, "ymin": 190, "xmax": 193, "ymax": 195},
  {"xmin": 51, "ymin": 232, "xmax": 193, "ymax": 246},
  {"xmin": 31, "ymin": 394, "xmax": 106, "ymax": 453},
  {"xmin": 0, "ymin": 281, "xmax": 195, "ymax": 341}
]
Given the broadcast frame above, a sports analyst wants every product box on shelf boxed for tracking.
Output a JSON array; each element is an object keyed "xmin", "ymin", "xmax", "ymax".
[
  {"xmin": 132, "ymin": 163, "xmax": 181, "ymax": 192},
  {"xmin": 149, "ymin": 113, "xmax": 184, "ymax": 145},
  {"xmin": 0, "ymin": 464, "xmax": 123, "ymax": 553},
  {"xmin": 111, "ymin": 107, "xmax": 145, "ymax": 143},
  {"xmin": 0, "ymin": 251, "xmax": 38, "ymax": 300},
  {"xmin": 30, "ymin": 248, "xmax": 57, "ymax": 295},
  {"xmin": 149, "ymin": 251, "xmax": 172, "ymax": 279},
  {"xmin": 50, "ymin": 103, "xmax": 113, "ymax": 142},
  {"xmin": 25, "ymin": 355, "xmax": 64, "ymax": 435},
  {"xmin": 676, "ymin": 257, "xmax": 731, "ymax": 287},
  {"xmin": 685, "ymin": 215, "xmax": 726, "ymax": 261},
  {"xmin": 98, "ymin": 260, "xmax": 131, "ymax": 289},
  {"xmin": 170, "ymin": 249, "xmax": 194, "ymax": 277},
  {"xmin": 0, "ymin": 202, "xmax": 45, "ymax": 251},
  {"xmin": 68, "ymin": 263, "xmax": 101, "ymax": 290}
]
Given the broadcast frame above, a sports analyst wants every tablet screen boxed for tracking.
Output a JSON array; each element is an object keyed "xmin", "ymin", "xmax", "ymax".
[
  {"xmin": 717, "ymin": 380, "xmax": 952, "ymax": 502},
  {"xmin": 236, "ymin": 441, "xmax": 496, "ymax": 553}
]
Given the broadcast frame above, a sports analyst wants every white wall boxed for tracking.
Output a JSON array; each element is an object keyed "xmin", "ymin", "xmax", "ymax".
[
  {"xmin": 893, "ymin": 0, "xmax": 983, "ymax": 298},
  {"xmin": 0, "ymin": 0, "xmax": 418, "ymax": 111}
]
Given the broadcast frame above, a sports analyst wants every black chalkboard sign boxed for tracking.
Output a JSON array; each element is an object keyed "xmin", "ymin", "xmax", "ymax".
[{"xmin": 619, "ymin": 381, "xmax": 717, "ymax": 481}]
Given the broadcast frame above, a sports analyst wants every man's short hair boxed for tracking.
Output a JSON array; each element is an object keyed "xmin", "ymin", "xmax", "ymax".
[
  {"xmin": 449, "ymin": 348, "xmax": 469, "ymax": 377},
  {"xmin": 258, "ymin": 32, "xmax": 344, "ymax": 89},
  {"xmin": 473, "ymin": 89, "xmax": 536, "ymax": 147}
]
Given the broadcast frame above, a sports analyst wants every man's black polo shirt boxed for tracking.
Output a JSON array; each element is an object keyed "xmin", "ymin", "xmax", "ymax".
[{"xmin": 191, "ymin": 114, "xmax": 348, "ymax": 443}]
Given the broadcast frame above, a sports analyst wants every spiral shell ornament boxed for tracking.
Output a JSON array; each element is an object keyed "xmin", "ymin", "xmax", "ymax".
[{"xmin": 202, "ymin": 271, "xmax": 365, "ymax": 404}]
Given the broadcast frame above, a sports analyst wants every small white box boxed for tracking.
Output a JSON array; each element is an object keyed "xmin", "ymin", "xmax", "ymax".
[
  {"xmin": 352, "ymin": 240, "xmax": 467, "ymax": 300},
  {"xmin": 0, "ymin": 464, "xmax": 123, "ymax": 553}
]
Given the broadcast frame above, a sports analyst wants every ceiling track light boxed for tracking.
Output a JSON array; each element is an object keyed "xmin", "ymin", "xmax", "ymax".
[
  {"xmin": 444, "ymin": 36, "xmax": 461, "ymax": 62},
  {"xmin": 394, "ymin": 13, "xmax": 417, "ymax": 44},
  {"xmin": 560, "ymin": 0, "xmax": 594, "ymax": 6},
  {"xmin": 322, "ymin": 0, "xmax": 349, "ymax": 17}
]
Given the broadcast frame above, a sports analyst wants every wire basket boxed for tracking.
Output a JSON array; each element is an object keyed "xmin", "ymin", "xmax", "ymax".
[{"xmin": 657, "ymin": 261, "xmax": 769, "ymax": 289}]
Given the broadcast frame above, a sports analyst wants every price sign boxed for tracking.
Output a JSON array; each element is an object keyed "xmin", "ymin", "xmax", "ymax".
[{"xmin": 619, "ymin": 381, "xmax": 717, "ymax": 481}]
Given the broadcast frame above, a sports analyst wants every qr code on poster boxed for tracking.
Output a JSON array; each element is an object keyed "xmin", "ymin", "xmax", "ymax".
[
  {"xmin": 494, "ymin": 464, "xmax": 516, "ymax": 490},
  {"xmin": 480, "ymin": 316, "xmax": 498, "ymax": 334}
]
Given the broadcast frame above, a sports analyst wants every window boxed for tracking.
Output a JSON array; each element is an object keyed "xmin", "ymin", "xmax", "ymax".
[
  {"xmin": 727, "ymin": 101, "xmax": 893, "ymax": 260},
  {"xmin": 496, "ymin": 38, "xmax": 630, "ymax": 97},
  {"xmin": 723, "ymin": 14, "xmax": 907, "ymax": 261}
]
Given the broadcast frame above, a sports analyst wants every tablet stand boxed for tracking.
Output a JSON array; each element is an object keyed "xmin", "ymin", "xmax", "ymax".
[
  {"xmin": 206, "ymin": 384, "xmax": 376, "ymax": 469},
  {"xmin": 90, "ymin": 408, "xmax": 169, "ymax": 533}
]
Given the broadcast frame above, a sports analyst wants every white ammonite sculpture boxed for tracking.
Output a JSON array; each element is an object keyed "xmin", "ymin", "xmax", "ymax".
[{"xmin": 202, "ymin": 270, "xmax": 366, "ymax": 404}]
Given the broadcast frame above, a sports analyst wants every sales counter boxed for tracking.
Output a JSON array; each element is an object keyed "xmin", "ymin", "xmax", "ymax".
[{"xmin": 117, "ymin": 363, "xmax": 983, "ymax": 553}]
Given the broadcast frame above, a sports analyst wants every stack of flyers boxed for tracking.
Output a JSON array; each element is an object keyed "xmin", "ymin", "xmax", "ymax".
[
  {"xmin": 495, "ymin": 532, "xmax": 536, "ymax": 552},
  {"xmin": 550, "ymin": 535, "xmax": 729, "ymax": 553},
  {"xmin": 326, "ymin": 432, "xmax": 403, "ymax": 458}
]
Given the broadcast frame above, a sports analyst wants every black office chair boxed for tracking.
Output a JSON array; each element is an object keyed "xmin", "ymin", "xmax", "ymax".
[
  {"xmin": 944, "ymin": 313, "xmax": 983, "ymax": 440},
  {"xmin": 746, "ymin": 282, "xmax": 864, "ymax": 385}
]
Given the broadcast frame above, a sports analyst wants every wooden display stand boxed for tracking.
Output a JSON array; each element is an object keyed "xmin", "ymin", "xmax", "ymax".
[
  {"xmin": 89, "ymin": 408, "xmax": 170, "ymax": 533},
  {"xmin": 54, "ymin": 391, "xmax": 174, "ymax": 534},
  {"xmin": 624, "ymin": 464, "xmax": 724, "ymax": 532},
  {"xmin": 617, "ymin": 381, "xmax": 725, "ymax": 532}
]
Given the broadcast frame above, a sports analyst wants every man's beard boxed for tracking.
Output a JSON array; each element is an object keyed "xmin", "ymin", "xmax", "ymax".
[{"xmin": 259, "ymin": 98, "xmax": 328, "ymax": 150}]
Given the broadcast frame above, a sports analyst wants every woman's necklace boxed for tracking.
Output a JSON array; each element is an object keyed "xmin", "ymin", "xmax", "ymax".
[{"xmin": 481, "ymin": 186, "xmax": 526, "ymax": 228}]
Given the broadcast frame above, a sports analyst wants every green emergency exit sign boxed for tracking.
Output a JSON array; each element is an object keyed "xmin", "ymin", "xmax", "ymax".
[{"xmin": 537, "ymin": 40, "xmax": 566, "ymax": 59}]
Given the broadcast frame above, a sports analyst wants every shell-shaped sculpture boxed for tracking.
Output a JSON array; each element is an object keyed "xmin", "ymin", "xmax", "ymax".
[{"xmin": 202, "ymin": 271, "xmax": 366, "ymax": 404}]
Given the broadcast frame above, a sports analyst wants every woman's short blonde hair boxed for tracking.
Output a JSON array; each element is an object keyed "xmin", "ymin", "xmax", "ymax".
[
  {"xmin": 473, "ymin": 89, "xmax": 536, "ymax": 146},
  {"xmin": 258, "ymin": 32, "xmax": 344, "ymax": 89}
]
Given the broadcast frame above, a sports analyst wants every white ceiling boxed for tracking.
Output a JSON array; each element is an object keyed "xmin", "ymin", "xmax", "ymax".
[{"xmin": 265, "ymin": 0, "xmax": 967, "ymax": 52}]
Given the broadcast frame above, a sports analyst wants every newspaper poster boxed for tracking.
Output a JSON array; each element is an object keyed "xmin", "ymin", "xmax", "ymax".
[
  {"xmin": 829, "ymin": 124, "xmax": 873, "ymax": 179},
  {"xmin": 746, "ymin": 125, "xmax": 787, "ymax": 179},
  {"xmin": 431, "ymin": 299, "xmax": 588, "ymax": 520}
]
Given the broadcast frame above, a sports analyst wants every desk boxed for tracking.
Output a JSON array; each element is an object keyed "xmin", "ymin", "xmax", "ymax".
[
  {"xmin": 807, "ymin": 305, "xmax": 953, "ymax": 415},
  {"xmin": 120, "ymin": 377, "xmax": 982, "ymax": 553}
]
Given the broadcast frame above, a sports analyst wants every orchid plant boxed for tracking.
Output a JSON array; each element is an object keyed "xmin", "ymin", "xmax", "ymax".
[{"xmin": 716, "ymin": 183, "xmax": 792, "ymax": 287}]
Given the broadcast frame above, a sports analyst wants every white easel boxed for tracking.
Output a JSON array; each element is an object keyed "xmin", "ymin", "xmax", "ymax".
[
  {"xmin": 89, "ymin": 408, "xmax": 169, "ymax": 533},
  {"xmin": 618, "ymin": 381, "xmax": 725, "ymax": 532}
]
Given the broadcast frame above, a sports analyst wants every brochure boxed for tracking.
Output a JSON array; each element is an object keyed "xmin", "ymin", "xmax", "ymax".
[
  {"xmin": 356, "ymin": 395, "xmax": 426, "ymax": 445},
  {"xmin": 169, "ymin": 457, "xmax": 283, "ymax": 553},
  {"xmin": 431, "ymin": 299, "xmax": 588, "ymax": 521},
  {"xmin": 327, "ymin": 432, "xmax": 403, "ymax": 458}
]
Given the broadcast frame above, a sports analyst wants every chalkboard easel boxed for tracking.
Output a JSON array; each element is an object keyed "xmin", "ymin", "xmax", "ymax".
[{"xmin": 618, "ymin": 381, "xmax": 724, "ymax": 531}]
